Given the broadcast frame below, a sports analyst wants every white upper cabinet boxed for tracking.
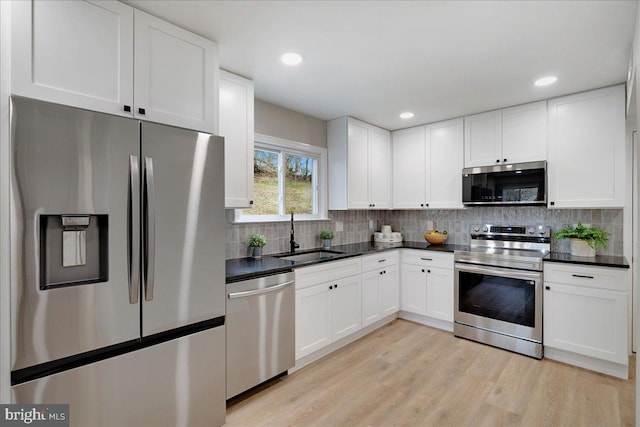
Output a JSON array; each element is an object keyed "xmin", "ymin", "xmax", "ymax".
[
  {"xmin": 429, "ymin": 118, "xmax": 464, "ymax": 209},
  {"xmin": 133, "ymin": 9, "xmax": 218, "ymax": 133},
  {"xmin": 219, "ymin": 71, "xmax": 254, "ymax": 208},
  {"xmin": 12, "ymin": 1, "xmax": 218, "ymax": 133},
  {"xmin": 12, "ymin": 0, "xmax": 134, "ymax": 116},
  {"xmin": 392, "ymin": 118, "xmax": 463, "ymax": 209},
  {"xmin": 328, "ymin": 117, "xmax": 392, "ymax": 210},
  {"xmin": 464, "ymin": 101, "xmax": 547, "ymax": 167},
  {"xmin": 547, "ymin": 85, "xmax": 625, "ymax": 208},
  {"xmin": 464, "ymin": 110, "xmax": 502, "ymax": 167},
  {"xmin": 392, "ymin": 126, "xmax": 427, "ymax": 209},
  {"xmin": 501, "ymin": 101, "xmax": 547, "ymax": 164}
]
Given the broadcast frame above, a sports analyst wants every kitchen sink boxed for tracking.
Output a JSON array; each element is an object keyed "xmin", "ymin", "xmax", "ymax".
[{"xmin": 274, "ymin": 249, "xmax": 345, "ymax": 262}]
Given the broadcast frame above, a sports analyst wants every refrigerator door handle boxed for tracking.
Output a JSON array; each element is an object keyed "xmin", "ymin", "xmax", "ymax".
[
  {"xmin": 128, "ymin": 155, "xmax": 140, "ymax": 304},
  {"xmin": 144, "ymin": 156, "xmax": 156, "ymax": 301}
]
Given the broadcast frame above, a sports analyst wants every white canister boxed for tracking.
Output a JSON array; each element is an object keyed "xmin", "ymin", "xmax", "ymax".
[
  {"xmin": 381, "ymin": 225, "xmax": 392, "ymax": 234},
  {"xmin": 374, "ymin": 232, "xmax": 383, "ymax": 240}
]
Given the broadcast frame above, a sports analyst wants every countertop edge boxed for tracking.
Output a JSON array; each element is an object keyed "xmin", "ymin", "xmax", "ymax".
[{"xmin": 543, "ymin": 253, "xmax": 629, "ymax": 269}]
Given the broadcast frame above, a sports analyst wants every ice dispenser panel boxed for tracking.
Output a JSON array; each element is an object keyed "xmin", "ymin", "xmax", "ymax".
[{"xmin": 39, "ymin": 214, "xmax": 109, "ymax": 289}]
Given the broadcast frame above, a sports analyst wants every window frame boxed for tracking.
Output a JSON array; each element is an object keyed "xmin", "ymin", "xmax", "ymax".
[{"xmin": 234, "ymin": 133, "xmax": 328, "ymax": 223}]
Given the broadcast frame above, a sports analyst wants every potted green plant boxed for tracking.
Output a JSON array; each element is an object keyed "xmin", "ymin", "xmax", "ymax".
[
  {"xmin": 320, "ymin": 229, "xmax": 334, "ymax": 249},
  {"xmin": 247, "ymin": 233, "xmax": 267, "ymax": 259},
  {"xmin": 554, "ymin": 222, "xmax": 608, "ymax": 257}
]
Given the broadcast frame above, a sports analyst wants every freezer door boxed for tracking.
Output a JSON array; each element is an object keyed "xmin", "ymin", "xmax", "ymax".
[
  {"xmin": 12, "ymin": 326, "xmax": 226, "ymax": 427},
  {"xmin": 140, "ymin": 123, "xmax": 225, "ymax": 335},
  {"xmin": 10, "ymin": 97, "xmax": 141, "ymax": 371}
]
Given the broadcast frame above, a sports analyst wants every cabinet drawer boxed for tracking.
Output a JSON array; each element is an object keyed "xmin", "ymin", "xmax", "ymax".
[
  {"xmin": 402, "ymin": 249, "xmax": 453, "ymax": 269},
  {"xmin": 362, "ymin": 251, "xmax": 399, "ymax": 272},
  {"xmin": 295, "ymin": 258, "xmax": 362, "ymax": 289},
  {"xmin": 543, "ymin": 263, "xmax": 627, "ymax": 292}
]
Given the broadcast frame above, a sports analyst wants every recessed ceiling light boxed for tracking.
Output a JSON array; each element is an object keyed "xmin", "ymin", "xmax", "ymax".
[
  {"xmin": 534, "ymin": 76, "xmax": 557, "ymax": 87},
  {"xmin": 400, "ymin": 112, "xmax": 415, "ymax": 119},
  {"xmin": 280, "ymin": 52, "xmax": 304, "ymax": 66}
]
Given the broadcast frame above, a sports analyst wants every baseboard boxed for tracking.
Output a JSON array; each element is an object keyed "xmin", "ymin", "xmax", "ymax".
[
  {"xmin": 544, "ymin": 346, "xmax": 629, "ymax": 379},
  {"xmin": 292, "ymin": 313, "xmax": 399, "ymax": 373},
  {"xmin": 398, "ymin": 311, "xmax": 453, "ymax": 332}
]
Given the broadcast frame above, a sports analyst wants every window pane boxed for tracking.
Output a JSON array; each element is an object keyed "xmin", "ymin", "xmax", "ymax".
[
  {"xmin": 243, "ymin": 149, "xmax": 279, "ymax": 215},
  {"xmin": 284, "ymin": 153, "xmax": 314, "ymax": 215}
]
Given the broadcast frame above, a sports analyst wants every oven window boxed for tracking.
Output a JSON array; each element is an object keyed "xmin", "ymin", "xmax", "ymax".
[{"xmin": 458, "ymin": 271, "xmax": 535, "ymax": 327}]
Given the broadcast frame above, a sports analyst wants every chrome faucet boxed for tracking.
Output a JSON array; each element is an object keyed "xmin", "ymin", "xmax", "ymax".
[{"xmin": 290, "ymin": 211, "xmax": 300, "ymax": 253}]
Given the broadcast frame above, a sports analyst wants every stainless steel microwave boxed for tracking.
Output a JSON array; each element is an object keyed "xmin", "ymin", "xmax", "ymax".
[{"xmin": 462, "ymin": 161, "xmax": 547, "ymax": 206}]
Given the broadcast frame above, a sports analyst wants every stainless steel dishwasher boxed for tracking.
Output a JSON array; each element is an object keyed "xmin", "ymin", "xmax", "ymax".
[{"xmin": 226, "ymin": 271, "xmax": 295, "ymax": 399}]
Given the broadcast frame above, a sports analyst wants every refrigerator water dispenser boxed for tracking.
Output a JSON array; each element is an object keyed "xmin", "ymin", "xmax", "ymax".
[{"xmin": 39, "ymin": 214, "xmax": 109, "ymax": 289}]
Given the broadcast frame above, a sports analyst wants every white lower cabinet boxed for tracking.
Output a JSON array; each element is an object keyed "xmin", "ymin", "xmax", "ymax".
[
  {"xmin": 400, "ymin": 250, "xmax": 454, "ymax": 327},
  {"xmin": 295, "ymin": 258, "xmax": 362, "ymax": 360},
  {"xmin": 543, "ymin": 262, "xmax": 629, "ymax": 378},
  {"xmin": 361, "ymin": 252, "xmax": 399, "ymax": 327}
]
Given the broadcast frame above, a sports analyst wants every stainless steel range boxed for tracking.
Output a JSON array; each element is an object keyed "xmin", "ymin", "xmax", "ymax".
[{"xmin": 454, "ymin": 224, "xmax": 551, "ymax": 359}]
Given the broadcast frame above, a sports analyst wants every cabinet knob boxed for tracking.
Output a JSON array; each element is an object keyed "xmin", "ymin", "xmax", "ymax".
[
  {"xmin": 496, "ymin": 159, "xmax": 500, "ymax": 163},
  {"xmin": 545, "ymin": 286, "xmax": 550, "ymax": 290},
  {"xmin": 124, "ymin": 105, "xmax": 131, "ymax": 112},
  {"xmin": 550, "ymin": 201, "xmax": 555, "ymax": 206},
  {"xmin": 503, "ymin": 158, "xmax": 507, "ymax": 163},
  {"xmin": 420, "ymin": 204, "xmax": 424, "ymax": 207},
  {"xmin": 329, "ymin": 285, "xmax": 333, "ymax": 290},
  {"xmin": 427, "ymin": 269, "xmax": 431, "ymax": 273},
  {"xmin": 335, "ymin": 284, "xmax": 338, "ymax": 288},
  {"xmin": 421, "ymin": 269, "xmax": 425, "ymax": 273},
  {"xmin": 379, "ymin": 271, "xmax": 383, "ymax": 275},
  {"xmin": 425, "ymin": 203, "xmax": 429, "ymax": 207},
  {"xmin": 138, "ymin": 107, "xmax": 146, "ymax": 115}
]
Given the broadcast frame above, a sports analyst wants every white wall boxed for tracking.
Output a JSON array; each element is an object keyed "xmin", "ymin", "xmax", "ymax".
[
  {"xmin": 0, "ymin": 0, "xmax": 11, "ymax": 404},
  {"xmin": 255, "ymin": 99, "xmax": 327, "ymax": 148}
]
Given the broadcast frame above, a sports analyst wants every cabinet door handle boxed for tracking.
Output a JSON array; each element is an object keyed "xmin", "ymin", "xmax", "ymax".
[
  {"xmin": 420, "ymin": 258, "xmax": 433, "ymax": 261},
  {"xmin": 124, "ymin": 105, "xmax": 131, "ymax": 112},
  {"xmin": 378, "ymin": 259, "xmax": 386, "ymax": 263},
  {"xmin": 545, "ymin": 286, "xmax": 550, "ymax": 290},
  {"xmin": 572, "ymin": 274, "xmax": 594, "ymax": 279},
  {"xmin": 550, "ymin": 201, "xmax": 555, "ymax": 206},
  {"xmin": 138, "ymin": 107, "xmax": 146, "ymax": 115}
]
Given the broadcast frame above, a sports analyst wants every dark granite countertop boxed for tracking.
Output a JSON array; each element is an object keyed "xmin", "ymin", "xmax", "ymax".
[
  {"xmin": 226, "ymin": 241, "xmax": 465, "ymax": 283},
  {"xmin": 544, "ymin": 252, "xmax": 629, "ymax": 269}
]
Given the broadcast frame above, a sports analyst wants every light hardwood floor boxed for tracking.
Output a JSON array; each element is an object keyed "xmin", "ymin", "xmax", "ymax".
[{"xmin": 226, "ymin": 319, "xmax": 635, "ymax": 426}]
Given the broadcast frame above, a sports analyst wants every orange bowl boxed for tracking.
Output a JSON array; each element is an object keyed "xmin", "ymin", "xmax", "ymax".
[{"xmin": 424, "ymin": 232, "xmax": 448, "ymax": 245}]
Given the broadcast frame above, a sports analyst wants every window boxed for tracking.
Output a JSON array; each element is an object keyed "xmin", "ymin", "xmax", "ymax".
[{"xmin": 235, "ymin": 133, "xmax": 327, "ymax": 222}]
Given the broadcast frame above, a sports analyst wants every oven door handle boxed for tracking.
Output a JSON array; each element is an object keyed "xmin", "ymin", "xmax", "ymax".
[{"xmin": 455, "ymin": 263, "xmax": 541, "ymax": 282}]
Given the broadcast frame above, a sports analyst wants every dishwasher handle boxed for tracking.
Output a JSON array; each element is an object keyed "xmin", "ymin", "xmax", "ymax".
[{"xmin": 228, "ymin": 280, "xmax": 295, "ymax": 299}]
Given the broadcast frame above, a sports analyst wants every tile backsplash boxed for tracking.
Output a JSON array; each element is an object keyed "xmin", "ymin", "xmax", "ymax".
[{"xmin": 225, "ymin": 207, "xmax": 624, "ymax": 259}]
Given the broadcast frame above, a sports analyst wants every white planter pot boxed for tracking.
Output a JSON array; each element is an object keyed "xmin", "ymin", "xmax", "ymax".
[
  {"xmin": 251, "ymin": 246, "xmax": 263, "ymax": 259},
  {"xmin": 322, "ymin": 239, "xmax": 332, "ymax": 249},
  {"xmin": 570, "ymin": 238, "xmax": 596, "ymax": 257}
]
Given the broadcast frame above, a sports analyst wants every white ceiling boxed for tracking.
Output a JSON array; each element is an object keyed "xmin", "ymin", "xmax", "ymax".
[{"xmin": 126, "ymin": 0, "xmax": 638, "ymax": 131}]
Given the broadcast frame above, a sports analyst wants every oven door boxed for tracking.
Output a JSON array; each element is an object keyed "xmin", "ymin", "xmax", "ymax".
[{"xmin": 454, "ymin": 262, "xmax": 542, "ymax": 342}]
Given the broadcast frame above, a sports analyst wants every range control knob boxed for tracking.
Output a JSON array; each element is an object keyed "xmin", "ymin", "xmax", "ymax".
[
  {"xmin": 482, "ymin": 226, "xmax": 489, "ymax": 233},
  {"xmin": 540, "ymin": 229, "xmax": 547, "ymax": 235},
  {"xmin": 473, "ymin": 226, "xmax": 480, "ymax": 232},
  {"xmin": 528, "ymin": 227, "xmax": 535, "ymax": 234}
]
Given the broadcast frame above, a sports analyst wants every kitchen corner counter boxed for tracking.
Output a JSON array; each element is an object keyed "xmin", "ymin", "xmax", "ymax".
[
  {"xmin": 544, "ymin": 252, "xmax": 629, "ymax": 269},
  {"xmin": 226, "ymin": 241, "xmax": 467, "ymax": 283}
]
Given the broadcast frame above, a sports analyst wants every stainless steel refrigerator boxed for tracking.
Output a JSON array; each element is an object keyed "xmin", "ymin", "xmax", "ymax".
[{"xmin": 9, "ymin": 97, "xmax": 226, "ymax": 426}]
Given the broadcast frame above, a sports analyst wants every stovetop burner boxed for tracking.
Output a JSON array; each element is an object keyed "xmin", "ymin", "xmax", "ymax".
[{"xmin": 455, "ymin": 224, "xmax": 551, "ymax": 271}]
